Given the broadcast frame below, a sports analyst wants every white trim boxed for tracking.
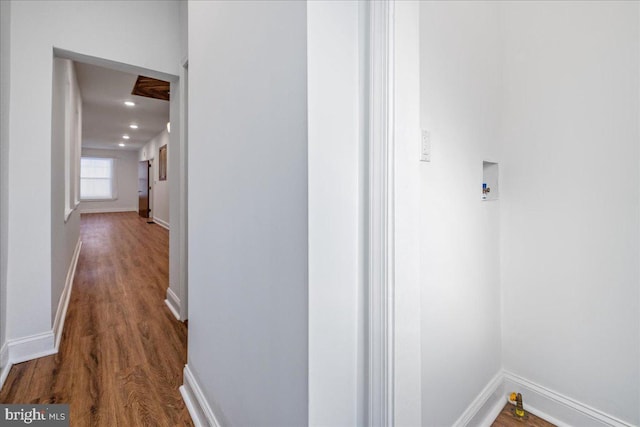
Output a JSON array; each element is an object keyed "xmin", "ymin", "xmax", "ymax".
[
  {"xmin": 180, "ymin": 386, "xmax": 204, "ymax": 427},
  {"xmin": 7, "ymin": 331, "xmax": 55, "ymax": 364},
  {"xmin": 79, "ymin": 206, "xmax": 136, "ymax": 214},
  {"xmin": 453, "ymin": 371, "xmax": 505, "ymax": 427},
  {"xmin": 80, "ymin": 197, "xmax": 119, "ymax": 202},
  {"xmin": 165, "ymin": 288, "xmax": 181, "ymax": 321},
  {"xmin": 0, "ymin": 342, "xmax": 8, "ymax": 368},
  {"xmin": 63, "ymin": 206, "xmax": 74, "ymax": 223},
  {"xmin": 0, "ymin": 238, "xmax": 81, "ymax": 387},
  {"xmin": 0, "ymin": 342, "xmax": 10, "ymax": 390},
  {"xmin": 181, "ymin": 365, "xmax": 222, "ymax": 427},
  {"xmin": 368, "ymin": 0, "xmax": 395, "ymax": 425},
  {"xmin": 53, "ymin": 239, "xmax": 82, "ymax": 350},
  {"xmin": 153, "ymin": 217, "xmax": 170, "ymax": 230},
  {"xmin": 64, "ymin": 58, "xmax": 74, "ymax": 223},
  {"xmin": 449, "ymin": 371, "xmax": 636, "ymax": 427},
  {"xmin": 503, "ymin": 371, "xmax": 635, "ymax": 427},
  {"xmin": 164, "ymin": 299, "xmax": 180, "ymax": 321}
]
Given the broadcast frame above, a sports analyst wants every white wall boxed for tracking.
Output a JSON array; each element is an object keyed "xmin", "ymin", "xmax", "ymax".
[
  {"xmin": 188, "ymin": 1, "xmax": 308, "ymax": 425},
  {"xmin": 168, "ymin": 0, "xmax": 188, "ymax": 321},
  {"xmin": 139, "ymin": 130, "xmax": 170, "ymax": 225},
  {"xmin": 393, "ymin": 2, "xmax": 422, "ymax": 426},
  {"xmin": 419, "ymin": 2, "xmax": 503, "ymax": 425},
  {"xmin": 51, "ymin": 58, "xmax": 81, "ymax": 323},
  {"xmin": 500, "ymin": 2, "xmax": 639, "ymax": 425},
  {"xmin": 81, "ymin": 148, "xmax": 139, "ymax": 214},
  {"xmin": 307, "ymin": 2, "xmax": 361, "ymax": 425},
  {"xmin": 6, "ymin": 0, "xmax": 181, "ymax": 346},
  {"xmin": 0, "ymin": 0, "xmax": 11, "ymax": 376}
]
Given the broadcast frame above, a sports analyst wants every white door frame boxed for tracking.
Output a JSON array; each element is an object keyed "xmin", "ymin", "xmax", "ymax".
[
  {"xmin": 148, "ymin": 158, "xmax": 154, "ymax": 219},
  {"xmin": 367, "ymin": 1, "xmax": 396, "ymax": 425},
  {"xmin": 367, "ymin": 2, "xmax": 423, "ymax": 425}
]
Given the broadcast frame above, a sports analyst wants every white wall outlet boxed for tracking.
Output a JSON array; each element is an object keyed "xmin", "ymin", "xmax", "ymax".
[{"xmin": 420, "ymin": 129, "xmax": 431, "ymax": 162}]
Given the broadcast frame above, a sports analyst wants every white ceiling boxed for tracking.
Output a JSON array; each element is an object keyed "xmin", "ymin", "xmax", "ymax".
[{"xmin": 75, "ymin": 62, "xmax": 170, "ymax": 151}]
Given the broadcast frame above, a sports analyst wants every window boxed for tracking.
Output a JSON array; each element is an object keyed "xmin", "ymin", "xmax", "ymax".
[{"xmin": 80, "ymin": 157, "xmax": 116, "ymax": 200}]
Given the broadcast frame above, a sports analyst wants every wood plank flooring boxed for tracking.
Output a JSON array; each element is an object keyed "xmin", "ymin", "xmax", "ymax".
[
  {"xmin": 492, "ymin": 403, "xmax": 556, "ymax": 427},
  {"xmin": 0, "ymin": 212, "xmax": 193, "ymax": 426}
]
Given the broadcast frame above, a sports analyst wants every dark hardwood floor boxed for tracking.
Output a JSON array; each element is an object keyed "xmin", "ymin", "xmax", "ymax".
[
  {"xmin": 0, "ymin": 212, "xmax": 193, "ymax": 426},
  {"xmin": 492, "ymin": 403, "xmax": 556, "ymax": 427}
]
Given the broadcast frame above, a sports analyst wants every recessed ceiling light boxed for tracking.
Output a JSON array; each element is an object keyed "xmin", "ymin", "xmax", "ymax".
[
  {"xmin": 129, "ymin": 124, "xmax": 138, "ymax": 129},
  {"xmin": 124, "ymin": 101, "xmax": 135, "ymax": 107},
  {"xmin": 118, "ymin": 143, "xmax": 126, "ymax": 147},
  {"xmin": 166, "ymin": 122, "xmax": 171, "ymax": 133},
  {"xmin": 122, "ymin": 135, "xmax": 130, "ymax": 140}
]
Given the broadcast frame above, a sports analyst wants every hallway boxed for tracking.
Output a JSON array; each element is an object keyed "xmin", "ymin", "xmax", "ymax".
[{"xmin": 0, "ymin": 213, "xmax": 192, "ymax": 426}]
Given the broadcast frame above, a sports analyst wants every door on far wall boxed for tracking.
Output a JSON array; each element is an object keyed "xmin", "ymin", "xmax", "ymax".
[{"xmin": 139, "ymin": 160, "xmax": 150, "ymax": 218}]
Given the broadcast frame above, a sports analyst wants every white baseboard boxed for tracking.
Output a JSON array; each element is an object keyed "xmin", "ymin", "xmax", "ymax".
[
  {"xmin": 0, "ymin": 342, "xmax": 8, "ymax": 368},
  {"xmin": 181, "ymin": 365, "xmax": 223, "ymax": 427},
  {"xmin": 0, "ymin": 342, "xmax": 10, "ymax": 390},
  {"xmin": 80, "ymin": 206, "xmax": 136, "ymax": 214},
  {"xmin": 180, "ymin": 385, "xmax": 205, "ymax": 427},
  {"xmin": 480, "ymin": 391, "xmax": 509, "ymax": 427},
  {"xmin": 0, "ymin": 239, "xmax": 82, "ymax": 388},
  {"xmin": 165, "ymin": 288, "xmax": 181, "ymax": 321},
  {"xmin": 454, "ymin": 370, "xmax": 636, "ymax": 427},
  {"xmin": 503, "ymin": 371, "xmax": 635, "ymax": 427},
  {"xmin": 454, "ymin": 371, "xmax": 505, "ymax": 427},
  {"xmin": 53, "ymin": 239, "xmax": 82, "ymax": 351},
  {"xmin": 7, "ymin": 331, "xmax": 55, "ymax": 365},
  {"xmin": 152, "ymin": 217, "xmax": 170, "ymax": 230}
]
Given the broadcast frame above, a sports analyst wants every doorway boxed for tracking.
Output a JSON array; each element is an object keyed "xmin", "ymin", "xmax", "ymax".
[
  {"xmin": 138, "ymin": 160, "xmax": 150, "ymax": 218},
  {"xmin": 53, "ymin": 47, "xmax": 189, "ymax": 324}
]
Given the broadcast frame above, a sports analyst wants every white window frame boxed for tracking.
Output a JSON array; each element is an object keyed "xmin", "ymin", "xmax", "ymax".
[
  {"xmin": 73, "ymin": 103, "xmax": 81, "ymax": 208},
  {"xmin": 63, "ymin": 60, "xmax": 83, "ymax": 222},
  {"xmin": 80, "ymin": 156, "xmax": 118, "ymax": 201}
]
